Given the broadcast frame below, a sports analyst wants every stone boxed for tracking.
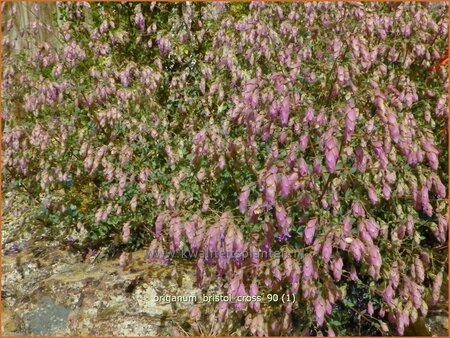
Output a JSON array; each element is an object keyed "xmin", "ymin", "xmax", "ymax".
[
  {"xmin": 22, "ymin": 297, "xmax": 71, "ymax": 335},
  {"xmin": 1, "ymin": 241, "xmax": 203, "ymax": 336}
]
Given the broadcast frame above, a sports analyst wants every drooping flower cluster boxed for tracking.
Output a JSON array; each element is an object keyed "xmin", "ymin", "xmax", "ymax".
[{"xmin": 2, "ymin": 1, "xmax": 448, "ymax": 336}]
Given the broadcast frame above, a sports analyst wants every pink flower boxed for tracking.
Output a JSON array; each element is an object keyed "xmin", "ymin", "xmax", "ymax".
[
  {"xmin": 350, "ymin": 238, "xmax": 365, "ymax": 262},
  {"xmin": 367, "ymin": 301, "xmax": 374, "ymax": 316},
  {"xmin": 351, "ymin": 201, "xmax": 365, "ymax": 217},
  {"xmin": 332, "ymin": 257, "xmax": 343, "ymax": 281},
  {"xmin": 386, "ymin": 109, "xmax": 400, "ymax": 143},
  {"xmin": 420, "ymin": 186, "xmax": 429, "ymax": 208},
  {"xmin": 304, "ymin": 218, "xmax": 317, "ymax": 245},
  {"xmin": 331, "ymin": 38, "xmax": 343, "ymax": 58},
  {"xmin": 278, "ymin": 131, "xmax": 288, "ymax": 145},
  {"xmin": 155, "ymin": 212, "xmax": 168, "ymax": 239},
  {"xmin": 303, "ymin": 106, "xmax": 315, "ymax": 124},
  {"xmin": 264, "ymin": 173, "xmax": 277, "ymax": 207},
  {"xmin": 169, "ymin": 217, "xmax": 183, "ymax": 252},
  {"xmin": 196, "ymin": 258, "xmax": 205, "ymax": 287},
  {"xmin": 389, "ymin": 265, "xmax": 400, "ymax": 289},
  {"xmin": 299, "ymin": 133, "xmax": 309, "ymax": 151},
  {"xmin": 432, "ymin": 176, "xmax": 446, "ymax": 198},
  {"xmin": 216, "ymin": 302, "xmax": 228, "ymax": 322},
  {"xmin": 409, "ymin": 281, "xmax": 422, "ymax": 309},
  {"xmin": 355, "ymin": 146, "xmax": 367, "ymax": 172},
  {"xmin": 322, "ymin": 239, "xmax": 332, "ymax": 263},
  {"xmin": 323, "ymin": 132, "xmax": 339, "ymax": 173},
  {"xmin": 405, "ymin": 215, "xmax": 414, "ymax": 235},
  {"xmin": 122, "ymin": 222, "xmax": 130, "ymax": 243},
  {"xmin": 280, "ymin": 97, "xmax": 290, "ymax": 126},
  {"xmin": 185, "ymin": 220, "xmax": 196, "ymax": 248},
  {"xmin": 328, "ymin": 327, "xmax": 336, "ymax": 337},
  {"xmin": 414, "ymin": 255, "xmax": 425, "ymax": 283},
  {"xmin": 298, "ymin": 193, "xmax": 311, "ymax": 209},
  {"xmin": 383, "ymin": 284, "xmax": 394, "ymax": 306},
  {"xmin": 289, "ymin": 262, "xmax": 301, "ymax": 294},
  {"xmin": 343, "ymin": 217, "xmax": 352, "ymax": 236},
  {"xmin": 313, "ymin": 159, "xmax": 322, "ymax": 174},
  {"xmin": 249, "ymin": 280, "xmax": 258, "ymax": 296},
  {"xmin": 344, "ymin": 104, "xmax": 358, "ymax": 141},
  {"xmin": 272, "ymin": 265, "xmax": 282, "ymax": 282},
  {"xmin": 337, "ymin": 65, "xmax": 345, "ymax": 83},
  {"xmin": 367, "ymin": 245, "xmax": 382, "ymax": 269},
  {"xmin": 119, "ymin": 252, "xmax": 130, "ymax": 267},
  {"xmin": 275, "ymin": 204, "xmax": 288, "ymax": 228},
  {"xmin": 288, "ymin": 172, "xmax": 299, "ymax": 191},
  {"xmin": 279, "ymin": 175, "xmax": 291, "ymax": 197},
  {"xmin": 248, "ymin": 198, "xmax": 263, "ymax": 223},
  {"xmin": 434, "ymin": 214, "xmax": 448, "ymax": 242},
  {"xmin": 365, "ymin": 219, "xmax": 380, "ymax": 240},
  {"xmin": 190, "ymin": 306, "xmax": 201, "ymax": 321},
  {"xmin": 302, "ymin": 254, "xmax": 314, "ymax": 281},
  {"xmin": 229, "ymin": 273, "xmax": 245, "ymax": 296},
  {"xmin": 233, "ymin": 229, "xmax": 245, "ymax": 258},
  {"xmin": 431, "ymin": 271, "xmax": 443, "ymax": 305},
  {"xmin": 367, "ymin": 186, "xmax": 378, "ymax": 205},
  {"xmin": 130, "ymin": 195, "xmax": 137, "ymax": 213},
  {"xmin": 196, "ymin": 168, "xmax": 206, "ymax": 181},
  {"xmin": 350, "ymin": 266, "xmax": 358, "ymax": 280},
  {"xmin": 313, "ymin": 296, "xmax": 326, "ymax": 326},
  {"xmin": 134, "ymin": 12, "xmax": 145, "ymax": 31},
  {"xmin": 396, "ymin": 225, "xmax": 405, "ymax": 239},
  {"xmin": 238, "ymin": 185, "xmax": 251, "ymax": 213},
  {"xmin": 269, "ymin": 101, "xmax": 279, "ymax": 120},
  {"xmin": 298, "ymin": 158, "xmax": 308, "ymax": 176}
]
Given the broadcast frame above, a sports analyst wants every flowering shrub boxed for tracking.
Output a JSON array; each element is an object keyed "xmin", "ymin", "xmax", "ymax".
[{"xmin": 2, "ymin": 1, "xmax": 448, "ymax": 336}]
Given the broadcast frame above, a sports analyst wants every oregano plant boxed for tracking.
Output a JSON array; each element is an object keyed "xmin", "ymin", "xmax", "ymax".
[{"xmin": 2, "ymin": 1, "xmax": 448, "ymax": 336}]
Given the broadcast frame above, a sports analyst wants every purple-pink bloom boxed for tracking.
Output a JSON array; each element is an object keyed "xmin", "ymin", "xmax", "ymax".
[
  {"xmin": 298, "ymin": 193, "xmax": 311, "ymax": 209},
  {"xmin": 350, "ymin": 266, "xmax": 358, "ymax": 280},
  {"xmin": 432, "ymin": 176, "xmax": 446, "ymax": 198},
  {"xmin": 344, "ymin": 104, "xmax": 358, "ymax": 142},
  {"xmin": 279, "ymin": 175, "xmax": 291, "ymax": 197},
  {"xmin": 343, "ymin": 217, "xmax": 352, "ymax": 236},
  {"xmin": 238, "ymin": 185, "xmax": 251, "ymax": 213},
  {"xmin": 351, "ymin": 201, "xmax": 365, "ymax": 217},
  {"xmin": 354, "ymin": 146, "xmax": 367, "ymax": 172},
  {"xmin": 155, "ymin": 212, "xmax": 168, "ymax": 239},
  {"xmin": 313, "ymin": 296, "xmax": 326, "ymax": 326},
  {"xmin": 383, "ymin": 284, "xmax": 394, "ymax": 306},
  {"xmin": 280, "ymin": 97, "xmax": 290, "ymax": 126},
  {"xmin": 349, "ymin": 238, "xmax": 365, "ymax": 262},
  {"xmin": 382, "ymin": 183, "xmax": 392, "ymax": 200},
  {"xmin": 302, "ymin": 254, "xmax": 314, "ymax": 281},
  {"xmin": 264, "ymin": 173, "xmax": 277, "ymax": 207},
  {"xmin": 367, "ymin": 245, "xmax": 382, "ymax": 269},
  {"xmin": 322, "ymin": 239, "xmax": 332, "ymax": 263},
  {"xmin": 367, "ymin": 301, "xmax": 374, "ymax": 316},
  {"xmin": 303, "ymin": 107, "xmax": 315, "ymax": 124},
  {"xmin": 323, "ymin": 130, "xmax": 339, "ymax": 173},
  {"xmin": 431, "ymin": 271, "xmax": 443, "ymax": 305},
  {"xmin": 299, "ymin": 133, "xmax": 309, "ymax": 151},
  {"xmin": 122, "ymin": 222, "xmax": 131, "ymax": 243},
  {"xmin": 414, "ymin": 255, "xmax": 425, "ymax": 283},
  {"xmin": 367, "ymin": 186, "xmax": 378, "ymax": 205},
  {"xmin": 298, "ymin": 158, "xmax": 308, "ymax": 176},
  {"xmin": 365, "ymin": 219, "xmax": 380, "ymax": 240},
  {"xmin": 332, "ymin": 257, "xmax": 343, "ymax": 281},
  {"xmin": 304, "ymin": 218, "xmax": 317, "ymax": 245},
  {"xmin": 328, "ymin": 327, "xmax": 336, "ymax": 337},
  {"xmin": 313, "ymin": 159, "xmax": 322, "ymax": 174}
]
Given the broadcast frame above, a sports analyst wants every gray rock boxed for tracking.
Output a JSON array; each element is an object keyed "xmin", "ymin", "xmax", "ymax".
[{"xmin": 23, "ymin": 297, "xmax": 71, "ymax": 335}]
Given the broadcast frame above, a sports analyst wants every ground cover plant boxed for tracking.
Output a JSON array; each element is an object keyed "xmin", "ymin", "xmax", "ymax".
[{"xmin": 2, "ymin": 1, "xmax": 448, "ymax": 336}]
